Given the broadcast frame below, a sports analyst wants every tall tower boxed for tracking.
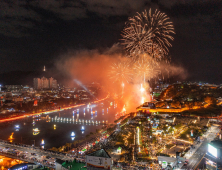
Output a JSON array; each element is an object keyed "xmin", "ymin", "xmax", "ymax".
[{"xmin": 43, "ymin": 65, "xmax": 46, "ymax": 72}]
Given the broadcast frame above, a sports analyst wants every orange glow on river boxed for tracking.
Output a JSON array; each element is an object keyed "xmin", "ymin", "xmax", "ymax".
[{"xmin": 0, "ymin": 95, "xmax": 109, "ymax": 123}]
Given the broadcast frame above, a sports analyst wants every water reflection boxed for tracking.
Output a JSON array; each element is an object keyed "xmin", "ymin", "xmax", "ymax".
[
  {"xmin": 33, "ymin": 132, "xmax": 39, "ymax": 136},
  {"xmin": 8, "ymin": 133, "xmax": 14, "ymax": 143},
  {"xmin": 0, "ymin": 103, "xmax": 116, "ymax": 148},
  {"xmin": 41, "ymin": 139, "xmax": 45, "ymax": 145},
  {"xmin": 15, "ymin": 125, "xmax": 20, "ymax": 129}
]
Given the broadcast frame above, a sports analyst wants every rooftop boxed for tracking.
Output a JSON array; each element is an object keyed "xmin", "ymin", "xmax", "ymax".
[
  {"xmin": 210, "ymin": 140, "xmax": 222, "ymax": 149},
  {"xmin": 87, "ymin": 149, "xmax": 111, "ymax": 158},
  {"xmin": 56, "ymin": 158, "xmax": 64, "ymax": 164}
]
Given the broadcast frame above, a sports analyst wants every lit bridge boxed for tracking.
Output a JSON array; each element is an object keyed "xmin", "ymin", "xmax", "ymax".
[
  {"xmin": 0, "ymin": 140, "xmax": 78, "ymax": 169},
  {"xmin": 49, "ymin": 117, "xmax": 109, "ymax": 125}
]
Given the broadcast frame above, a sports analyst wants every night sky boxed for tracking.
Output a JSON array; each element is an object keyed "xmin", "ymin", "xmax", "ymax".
[{"xmin": 0, "ymin": 0, "xmax": 222, "ymax": 84}]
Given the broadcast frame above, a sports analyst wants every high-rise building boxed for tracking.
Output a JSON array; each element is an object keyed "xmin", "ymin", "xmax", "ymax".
[
  {"xmin": 49, "ymin": 77, "xmax": 57, "ymax": 89},
  {"xmin": 5, "ymin": 85, "xmax": 23, "ymax": 92},
  {"xmin": 33, "ymin": 78, "xmax": 41, "ymax": 89},
  {"xmin": 41, "ymin": 76, "xmax": 49, "ymax": 89},
  {"xmin": 33, "ymin": 77, "xmax": 57, "ymax": 90}
]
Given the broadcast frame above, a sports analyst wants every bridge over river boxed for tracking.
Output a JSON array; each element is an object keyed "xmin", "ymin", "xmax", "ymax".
[{"xmin": 0, "ymin": 141, "xmax": 79, "ymax": 169}]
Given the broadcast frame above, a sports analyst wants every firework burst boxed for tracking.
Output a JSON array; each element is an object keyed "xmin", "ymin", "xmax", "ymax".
[
  {"xmin": 109, "ymin": 59, "xmax": 133, "ymax": 84},
  {"xmin": 133, "ymin": 54, "xmax": 160, "ymax": 82},
  {"xmin": 122, "ymin": 9, "xmax": 175, "ymax": 58}
]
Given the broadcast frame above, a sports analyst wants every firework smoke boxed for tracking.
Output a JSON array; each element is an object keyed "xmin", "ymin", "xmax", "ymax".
[
  {"xmin": 56, "ymin": 9, "xmax": 181, "ymax": 113},
  {"xmin": 56, "ymin": 45, "xmax": 187, "ymax": 112}
]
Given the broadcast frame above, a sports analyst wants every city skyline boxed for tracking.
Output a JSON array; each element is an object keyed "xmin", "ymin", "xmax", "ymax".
[{"xmin": 0, "ymin": 1, "xmax": 222, "ymax": 169}]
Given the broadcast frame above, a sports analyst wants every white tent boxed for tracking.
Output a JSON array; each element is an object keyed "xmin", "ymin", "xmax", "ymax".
[{"xmin": 158, "ymin": 156, "xmax": 177, "ymax": 168}]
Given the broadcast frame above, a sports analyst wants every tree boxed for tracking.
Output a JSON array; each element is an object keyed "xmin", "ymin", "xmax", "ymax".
[
  {"xmin": 204, "ymin": 96, "xmax": 215, "ymax": 105},
  {"xmin": 50, "ymin": 147, "xmax": 58, "ymax": 151},
  {"xmin": 171, "ymin": 101, "xmax": 181, "ymax": 108},
  {"xmin": 194, "ymin": 101, "xmax": 202, "ymax": 107},
  {"xmin": 107, "ymin": 127, "xmax": 114, "ymax": 133},
  {"xmin": 152, "ymin": 137, "xmax": 157, "ymax": 144},
  {"xmin": 155, "ymin": 102, "xmax": 165, "ymax": 108},
  {"xmin": 175, "ymin": 123, "xmax": 182, "ymax": 130},
  {"xmin": 184, "ymin": 101, "xmax": 193, "ymax": 110}
]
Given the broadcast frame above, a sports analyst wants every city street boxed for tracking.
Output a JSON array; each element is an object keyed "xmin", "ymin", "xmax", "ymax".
[
  {"xmin": 181, "ymin": 125, "xmax": 220, "ymax": 169},
  {"xmin": 0, "ymin": 141, "xmax": 75, "ymax": 168}
]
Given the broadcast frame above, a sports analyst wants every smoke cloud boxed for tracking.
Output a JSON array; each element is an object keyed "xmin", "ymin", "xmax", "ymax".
[{"xmin": 56, "ymin": 44, "xmax": 187, "ymax": 112}]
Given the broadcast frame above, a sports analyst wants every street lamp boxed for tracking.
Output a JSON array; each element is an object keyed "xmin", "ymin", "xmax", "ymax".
[{"xmin": 32, "ymin": 140, "xmax": 35, "ymax": 146}]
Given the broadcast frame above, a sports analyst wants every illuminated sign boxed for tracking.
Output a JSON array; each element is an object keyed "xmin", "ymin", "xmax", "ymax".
[
  {"xmin": 206, "ymin": 158, "xmax": 217, "ymax": 169},
  {"xmin": 208, "ymin": 144, "xmax": 217, "ymax": 158},
  {"xmin": 191, "ymin": 130, "xmax": 193, "ymax": 137},
  {"xmin": 86, "ymin": 156, "xmax": 111, "ymax": 169},
  {"xmin": 162, "ymin": 161, "xmax": 167, "ymax": 168}
]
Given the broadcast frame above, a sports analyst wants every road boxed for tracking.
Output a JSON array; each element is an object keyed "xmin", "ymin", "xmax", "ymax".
[
  {"xmin": 0, "ymin": 141, "xmax": 77, "ymax": 168},
  {"xmin": 181, "ymin": 125, "xmax": 220, "ymax": 170},
  {"xmin": 183, "ymin": 141, "xmax": 207, "ymax": 169}
]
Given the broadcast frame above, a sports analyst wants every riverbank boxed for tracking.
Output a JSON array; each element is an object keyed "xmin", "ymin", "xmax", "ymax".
[{"xmin": 0, "ymin": 95, "xmax": 109, "ymax": 123}]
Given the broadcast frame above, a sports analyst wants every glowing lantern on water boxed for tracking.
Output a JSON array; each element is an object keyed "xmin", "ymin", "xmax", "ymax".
[{"xmin": 71, "ymin": 132, "xmax": 75, "ymax": 137}]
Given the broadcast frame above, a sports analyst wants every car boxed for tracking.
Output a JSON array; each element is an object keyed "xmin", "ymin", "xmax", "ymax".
[
  {"xmin": 46, "ymin": 156, "xmax": 51, "ymax": 159},
  {"xmin": 31, "ymin": 157, "xmax": 37, "ymax": 161},
  {"xmin": 31, "ymin": 153, "xmax": 37, "ymax": 156},
  {"xmin": 21, "ymin": 155, "xmax": 27, "ymax": 159}
]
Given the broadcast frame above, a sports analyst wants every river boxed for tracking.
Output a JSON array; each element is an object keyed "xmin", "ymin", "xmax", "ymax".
[{"xmin": 0, "ymin": 100, "xmax": 118, "ymax": 149}]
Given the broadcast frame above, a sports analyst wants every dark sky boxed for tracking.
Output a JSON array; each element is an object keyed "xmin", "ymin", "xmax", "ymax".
[{"xmin": 0, "ymin": 0, "xmax": 222, "ymax": 84}]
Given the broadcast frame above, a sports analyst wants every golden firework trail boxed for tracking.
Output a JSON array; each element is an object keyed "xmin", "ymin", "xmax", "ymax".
[
  {"xmin": 109, "ymin": 59, "xmax": 133, "ymax": 84},
  {"xmin": 133, "ymin": 54, "xmax": 160, "ymax": 82},
  {"xmin": 122, "ymin": 9, "xmax": 175, "ymax": 59}
]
